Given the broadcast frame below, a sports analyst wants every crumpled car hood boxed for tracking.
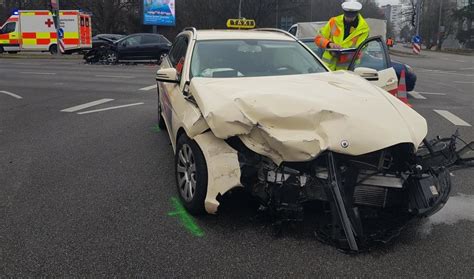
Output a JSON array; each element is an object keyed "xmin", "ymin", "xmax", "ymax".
[{"xmin": 189, "ymin": 71, "xmax": 427, "ymax": 164}]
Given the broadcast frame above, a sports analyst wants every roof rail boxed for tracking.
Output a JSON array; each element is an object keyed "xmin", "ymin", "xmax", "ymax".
[
  {"xmin": 183, "ymin": 27, "xmax": 197, "ymax": 39},
  {"xmin": 253, "ymin": 28, "xmax": 297, "ymax": 40}
]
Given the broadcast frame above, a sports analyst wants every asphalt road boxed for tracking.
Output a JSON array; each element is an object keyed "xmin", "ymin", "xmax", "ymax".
[{"xmin": 1, "ymin": 54, "xmax": 473, "ymax": 277}]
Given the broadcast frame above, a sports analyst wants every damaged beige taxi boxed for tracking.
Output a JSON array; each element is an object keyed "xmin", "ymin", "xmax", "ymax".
[{"xmin": 156, "ymin": 28, "xmax": 474, "ymax": 252}]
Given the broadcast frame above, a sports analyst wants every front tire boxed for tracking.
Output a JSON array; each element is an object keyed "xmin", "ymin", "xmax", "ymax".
[
  {"xmin": 105, "ymin": 50, "xmax": 118, "ymax": 64},
  {"xmin": 175, "ymin": 133, "xmax": 208, "ymax": 215}
]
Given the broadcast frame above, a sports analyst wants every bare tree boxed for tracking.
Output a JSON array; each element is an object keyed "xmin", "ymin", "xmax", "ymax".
[{"xmin": 401, "ymin": 0, "xmax": 417, "ymax": 27}]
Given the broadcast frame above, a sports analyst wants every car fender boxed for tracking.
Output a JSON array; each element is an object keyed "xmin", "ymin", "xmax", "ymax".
[{"xmin": 193, "ymin": 131, "xmax": 243, "ymax": 214}]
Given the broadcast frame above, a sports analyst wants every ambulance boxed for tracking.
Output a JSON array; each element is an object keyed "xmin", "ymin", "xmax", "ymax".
[{"xmin": 0, "ymin": 10, "xmax": 92, "ymax": 54}]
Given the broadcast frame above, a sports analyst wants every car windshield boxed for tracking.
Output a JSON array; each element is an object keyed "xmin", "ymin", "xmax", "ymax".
[{"xmin": 190, "ymin": 39, "xmax": 327, "ymax": 78}]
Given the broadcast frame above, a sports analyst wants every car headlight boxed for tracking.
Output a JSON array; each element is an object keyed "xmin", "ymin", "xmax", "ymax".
[{"xmin": 405, "ymin": 64, "xmax": 414, "ymax": 74}]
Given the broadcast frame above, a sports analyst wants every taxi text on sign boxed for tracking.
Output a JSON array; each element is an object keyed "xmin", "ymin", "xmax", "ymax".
[{"xmin": 226, "ymin": 19, "xmax": 256, "ymax": 29}]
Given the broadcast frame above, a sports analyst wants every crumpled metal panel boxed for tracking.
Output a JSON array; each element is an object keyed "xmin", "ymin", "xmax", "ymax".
[{"xmin": 189, "ymin": 71, "xmax": 427, "ymax": 164}]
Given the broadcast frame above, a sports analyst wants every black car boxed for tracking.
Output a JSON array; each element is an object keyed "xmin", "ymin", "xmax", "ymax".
[
  {"xmin": 301, "ymin": 38, "xmax": 417, "ymax": 91},
  {"xmin": 84, "ymin": 33, "xmax": 171, "ymax": 64}
]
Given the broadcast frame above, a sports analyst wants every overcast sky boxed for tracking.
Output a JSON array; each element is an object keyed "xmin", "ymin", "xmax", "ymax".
[{"xmin": 376, "ymin": 0, "xmax": 401, "ymax": 6}]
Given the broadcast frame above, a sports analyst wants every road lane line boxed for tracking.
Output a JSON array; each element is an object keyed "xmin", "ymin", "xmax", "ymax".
[
  {"xmin": 434, "ymin": 110, "xmax": 471, "ymax": 127},
  {"xmin": 139, "ymin": 84, "xmax": 157, "ymax": 91},
  {"xmin": 418, "ymin": 69, "xmax": 474, "ymax": 77},
  {"xmin": 460, "ymin": 67, "xmax": 474, "ymax": 70},
  {"xmin": 455, "ymin": 60, "xmax": 466, "ymax": 63},
  {"xmin": 20, "ymin": 71, "xmax": 56, "ymax": 75},
  {"xmin": 408, "ymin": 91, "xmax": 427, "ymax": 99},
  {"xmin": 0, "ymin": 90, "xmax": 23, "ymax": 99},
  {"xmin": 61, "ymin": 99, "xmax": 114, "ymax": 112},
  {"xmin": 453, "ymin": 81, "xmax": 474, "ymax": 84},
  {"xmin": 95, "ymin": 75, "xmax": 135, "ymax": 79},
  {"xmin": 77, "ymin": 103, "xmax": 144, "ymax": 114},
  {"xmin": 418, "ymin": 92, "xmax": 445, "ymax": 96}
]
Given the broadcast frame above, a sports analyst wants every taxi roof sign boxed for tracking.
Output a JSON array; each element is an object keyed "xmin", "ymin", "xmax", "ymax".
[{"xmin": 226, "ymin": 18, "xmax": 256, "ymax": 29}]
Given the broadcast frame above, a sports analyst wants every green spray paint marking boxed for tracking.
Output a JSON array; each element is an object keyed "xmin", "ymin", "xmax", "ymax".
[
  {"xmin": 152, "ymin": 124, "xmax": 161, "ymax": 133},
  {"xmin": 168, "ymin": 197, "xmax": 205, "ymax": 237}
]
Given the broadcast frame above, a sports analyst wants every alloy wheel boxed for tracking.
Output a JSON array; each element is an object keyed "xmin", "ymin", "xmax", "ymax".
[{"xmin": 176, "ymin": 144, "xmax": 197, "ymax": 202}]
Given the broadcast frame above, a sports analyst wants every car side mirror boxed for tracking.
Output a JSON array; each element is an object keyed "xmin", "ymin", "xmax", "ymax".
[
  {"xmin": 458, "ymin": 141, "xmax": 474, "ymax": 161},
  {"xmin": 354, "ymin": 67, "xmax": 379, "ymax": 81},
  {"xmin": 156, "ymin": 68, "xmax": 179, "ymax": 84}
]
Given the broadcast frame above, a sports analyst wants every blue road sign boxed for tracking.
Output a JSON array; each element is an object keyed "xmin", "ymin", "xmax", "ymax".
[
  {"xmin": 58, "ymin": 28, "xmax": 64, "ymax": 39},
  {"xmin": 413, "ymin": 35, "xmax": 421, "ymax": 44}
]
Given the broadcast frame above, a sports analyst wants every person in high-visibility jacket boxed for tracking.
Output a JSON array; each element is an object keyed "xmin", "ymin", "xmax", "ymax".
[{"xmin": 314, "ymin": 0, "xmax": 370, "ymax": 71}]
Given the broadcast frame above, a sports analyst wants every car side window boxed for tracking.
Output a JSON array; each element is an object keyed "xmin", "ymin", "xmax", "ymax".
[
  {"xmin": 168, "ymin": 36, "xmax": 189, "ymax": 68},
  {"xmin": 159, "ymin": 35, "xmax": 171, "ymax": 44},
  {"xmin": 121, "ymin": 36, "xmax": 141, "ymax": 47},
  {"xmin": 1, "ymin": 22, "xmax": 16, "ymax": 34},
  {"xmin": 142, "ymin": 35, "xmax": 161, "ymax": 44},
  {"xmin": 352, "ymin": 39, "xmax": 389, "ymax": 71}
]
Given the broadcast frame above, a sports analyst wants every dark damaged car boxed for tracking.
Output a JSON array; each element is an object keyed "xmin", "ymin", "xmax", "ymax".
[{"xmin": 84, "ymin": 33, "xmax": 171, "ymax": 64}]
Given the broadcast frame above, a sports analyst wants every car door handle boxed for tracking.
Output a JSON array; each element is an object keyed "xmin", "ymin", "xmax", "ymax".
[{"xmin": 386, "ymin": 78, "xmax": 397, "ymax": 86}]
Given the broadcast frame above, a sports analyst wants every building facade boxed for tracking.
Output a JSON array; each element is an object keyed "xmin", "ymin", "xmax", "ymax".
[{"xmin": 382, "ymin": 4, "xmax": 403, "ymax": 39}]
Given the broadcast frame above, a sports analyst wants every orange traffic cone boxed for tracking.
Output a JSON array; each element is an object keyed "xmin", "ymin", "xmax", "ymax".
[{"xmin": 397, "ymin": 69, "xmax": 412, "ymax": 107}]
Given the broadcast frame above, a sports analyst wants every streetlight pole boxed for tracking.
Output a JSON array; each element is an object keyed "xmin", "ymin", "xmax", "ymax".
[
  {"xmin": 238, "ymin": 0, "xmax": 242, "ymax": 19},
  {"xmin": 437, "ymin": 0, "xmax": 443, "ymax": 49},
  {"xmin": 415, "ymin": 0, "xmax": 422, "ymax": 36},
  {"xmin": 275, "ymin": 0, "xmax": 279, "ymax": 28}
]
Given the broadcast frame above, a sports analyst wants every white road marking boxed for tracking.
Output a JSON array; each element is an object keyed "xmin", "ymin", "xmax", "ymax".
[
  {"xmin": 453, "ymin": 81, "xmax": 474, "ymax": 84},
  {"xmin": 434, "ymin": 110, "xmax": 471, "ymax": 127},
  {"xmin": 460, "ymin": 67, "xmax": 474, "ymax": 70},
  {"xmin": 95, "ymin": 75, "xmax": 135, "ymax": 79},
  {"xmin": 408, "ymin": 91, "xmax": 427, "ymax": 99},
  {"xmin": 139, "ymin": 84, "xmax": 157, "ymax": 91},
  {"xmin": 417, "ymin": 92, "xmax": 446, "ymax": 95},
  {"xmin": 418, "ymin": 69, "xmax": 474, "ymax": 77},
  {"xmin": 61, "ymin": 99, "xmax": 114, "ymax": 112},
  {"xmin": 455, "ymin": 60, "xmax": 466, "ymax": 63},
  {"xmin": 20, "ymin": 71, "xmax": 56, "ymax": 75},
  {"xmin": 78, "ymin": 103, "xmax": 144, "ymax": 115},
  {"xmin": 0, "ymin": 90, "xmax": 23, "ymax": 99}
]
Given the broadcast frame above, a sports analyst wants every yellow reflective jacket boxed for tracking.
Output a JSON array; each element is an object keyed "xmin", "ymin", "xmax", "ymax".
[{"xmin": 315, "ymin": 14, "xmax": 370, "ymax": 71}]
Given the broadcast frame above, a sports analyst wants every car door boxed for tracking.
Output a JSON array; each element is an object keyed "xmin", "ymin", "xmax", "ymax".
[
  {"xmin": 159, "ymin": 34, "xmax": 190, "ymax": 137},
  {"xmin": 140, "ymin": 34, "xmax": 159, "ymax": 59},
  {"xmin": 348, "ymin": 37, "xmax": 398, "ymax": 93},
  {"xmin": 117, "ymin": 35, "xmax": 142, "ymax": 60}
]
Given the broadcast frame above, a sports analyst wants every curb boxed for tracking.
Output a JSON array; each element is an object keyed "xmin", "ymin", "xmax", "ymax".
[
  {"xmin": 389, "ymin": 49, "xmax": 427, "ymax": 58},
  {"xmin": 0, "ymin": 54, "xmax": 82, "ymax": 60}
]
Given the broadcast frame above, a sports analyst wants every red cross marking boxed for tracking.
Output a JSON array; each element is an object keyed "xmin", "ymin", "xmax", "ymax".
[{"xmin": 45, "ymin": 18, "xmax": 54, "ymax": 28}]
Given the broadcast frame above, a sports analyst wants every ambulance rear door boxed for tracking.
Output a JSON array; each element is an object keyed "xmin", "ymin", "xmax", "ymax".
[
  {"xmin": 60, "ymin": 11, "xmax": 81, "ymax": 51},
  {"xmin": 79, "ymin": 13, "xmax": 92, "ymax": 49}
]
